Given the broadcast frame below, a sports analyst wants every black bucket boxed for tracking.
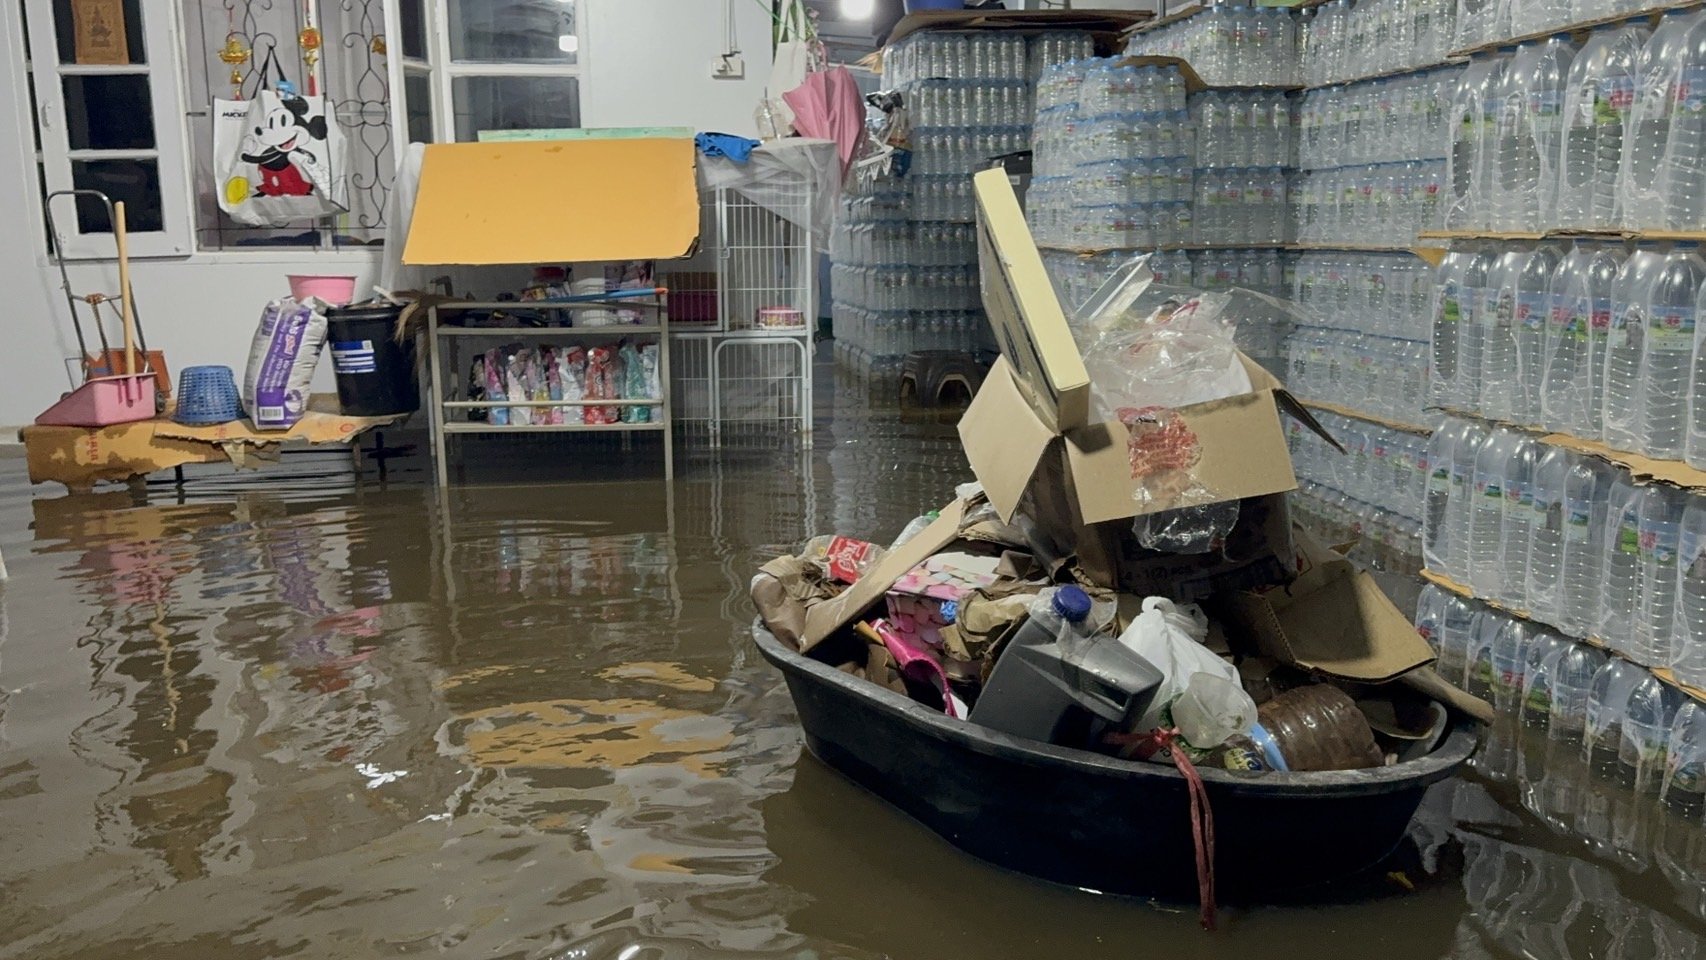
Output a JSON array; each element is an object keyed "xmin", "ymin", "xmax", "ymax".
[{"xmin": 325, "ymin": 303, "xmax": 420, "ymax": 417}]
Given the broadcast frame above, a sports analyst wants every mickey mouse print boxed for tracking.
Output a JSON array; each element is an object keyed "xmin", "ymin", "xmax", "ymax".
[{"xmin": 214, "ymin": 84, "xmax": 348, "ymax": 226}]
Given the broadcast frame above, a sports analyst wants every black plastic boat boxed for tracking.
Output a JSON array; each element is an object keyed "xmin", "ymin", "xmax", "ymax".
[{"xmin": 753, "ymin": 622, "xmax": 1481, "ymax": 903}]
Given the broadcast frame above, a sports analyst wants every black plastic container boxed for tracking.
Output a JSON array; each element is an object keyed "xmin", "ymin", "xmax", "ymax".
[{"xmin": 326, "ymin": 303, "xmax": 419, "ymax": 417}]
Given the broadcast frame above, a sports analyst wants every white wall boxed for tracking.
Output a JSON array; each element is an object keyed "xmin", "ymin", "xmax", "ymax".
[
  {"xmin": 0, "ymin": 0, "xmax": 777, "ymax": 433},
  {"xmin": 582, "ymin": 0, "xmax": 776, "ymax": 135}
]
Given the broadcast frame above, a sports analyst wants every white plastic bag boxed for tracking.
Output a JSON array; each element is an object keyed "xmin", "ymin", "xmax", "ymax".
[
  {"xmin": 213, "ymin": 54, "xmax": 347, "ymax": 227},
  {"xmin": 244, "ymin": 297, "xmax": 328, "ymax": 430},
  {"xmin": 1116, "ymin": 597, "xmax": 1256, "ymax": 749}
]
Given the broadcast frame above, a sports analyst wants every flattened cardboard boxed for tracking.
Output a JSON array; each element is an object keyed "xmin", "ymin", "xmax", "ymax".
[
  {"xmin": 974, "ymin": 170, "xmax": 1091, "ymax": 434},
  {"xmin": 884, "ymin": 9, "xmax": 1147, "ymax": 48},
  {"xmin": 956, "ymin": 356, "xmax": 1055, "ymax": 522},
  {"xmin": 799, "ymin": 499, "xmax": 968, "ymax": 653},
  {"xmin": 404, "ymin": 139, "xmax": 699, "ymax": 266}
]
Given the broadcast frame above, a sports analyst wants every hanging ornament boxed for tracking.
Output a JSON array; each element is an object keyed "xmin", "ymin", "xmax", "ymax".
[
  {"xmin": 299, "ymin": 24, "xmax": 322, "ymax": 94},
  {"xmin": 371, "ymin": 33, "xmax": 387, "ymax": 57},
  {"xmin": 218, "ymin": 32, "xmax": 251, "ymax": 98}
]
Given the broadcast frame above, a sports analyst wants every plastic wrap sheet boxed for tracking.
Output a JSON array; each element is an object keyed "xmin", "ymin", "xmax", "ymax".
[{"xmin": 698, "ymin": 138, "xmax": 840, "ymax": 250}]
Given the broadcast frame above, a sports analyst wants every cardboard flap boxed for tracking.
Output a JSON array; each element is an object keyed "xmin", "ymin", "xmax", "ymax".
[
  {"xmin": 1064, "ymin": 390, "xmax": 1299, "ymax": 525},
  {"xmin": 959, "ymin": 358, "xmax": 1057, "ymax": 523},
  {"xmin": 799, "ymin": 499, "xmax": 968, "ymax": 652},
  {"xmin": 1238, "ymin": 567, "xmax": 1434, "ymax": 684},
  {"xmin": 1397, "ymin": 667, "xmax": 1496, "ymax": 725},
  {"xmin": 974, "ymin": 169, "xmax": 1091, "ymax": 434},
  {"xmin": 1113, "ymin": 55, "xmax": 1207, "ymax": 93},
  {"xmin": 404, "ymin": 138, "xmax": 699, "ymax": 266}
]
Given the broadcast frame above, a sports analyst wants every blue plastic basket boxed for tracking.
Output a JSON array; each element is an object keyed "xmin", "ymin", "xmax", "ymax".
[{"xmin": 173, "ymin": 365, "xmax": 244, "ymax": 425}]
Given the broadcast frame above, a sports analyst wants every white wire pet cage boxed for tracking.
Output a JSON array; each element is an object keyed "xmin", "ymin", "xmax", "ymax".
[{"xmin": 662, "ymin": 140, "xmax": 834, "ymax": 446}]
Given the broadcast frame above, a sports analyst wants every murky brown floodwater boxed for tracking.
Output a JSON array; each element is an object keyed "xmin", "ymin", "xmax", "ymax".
[{"xmin": 1, "ymin": 366, "xmax": 1703, "ymax": 960}]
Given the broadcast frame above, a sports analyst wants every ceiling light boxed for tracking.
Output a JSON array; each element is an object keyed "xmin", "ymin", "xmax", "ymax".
[{"xmin": 842, "ymin": 0, "xmax": 875, "ymax": 19}]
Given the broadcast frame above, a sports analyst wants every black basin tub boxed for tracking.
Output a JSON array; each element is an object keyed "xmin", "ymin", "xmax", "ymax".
[{"xmin": 753, "ymin": 622, "xmax": 1480, "ymax": 903}]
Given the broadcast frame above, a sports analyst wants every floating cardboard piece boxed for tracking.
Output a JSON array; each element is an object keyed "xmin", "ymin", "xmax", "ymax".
[{"xmin": 403, "ymin": 138, "xmax": 700, "ymax": 266}]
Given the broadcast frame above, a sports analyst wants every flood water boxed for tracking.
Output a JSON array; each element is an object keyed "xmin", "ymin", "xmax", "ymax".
[{"xmin": 1, "ymin": 368, "xmax": 1703, "ymax": 960}]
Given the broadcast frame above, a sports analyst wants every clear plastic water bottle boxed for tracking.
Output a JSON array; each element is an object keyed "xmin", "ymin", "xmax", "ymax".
[
  {"xmin": 1621, "ymin": 10, "xmax": 1706, "ymax": 229},
  {"xmin": 1517, "ymin": 628, "xmax": 1567, "ymax": 721},
  {"xmin": 1619, "ymin": 673, "xmax": 1680, "ymax": 794},
  {"xmin": 1526, "ymin": 444, "xmax": 1573, "ymax": 625},
  {"xmin": 1636, "ymin": 483, "xmax": 1687, "ymax": 667},
  {"xmin": 1431, "ymin": 251, "xmax": 1471, "ymax": 409},
  {"xmin": 1479, "ymin": 247, "xmax": 1528, "ymax": 422},
  {"xmin": 1543, "ymin": 244, "xmax": 1624, "ymax": 440},
  {"xmin": 1657, "ymin": 13, "xmax": 1706, "ymax": 230},
  {"xmin": 1453, "ymin": 249, "xmax": 1498, "ymax": 410},
  {"xmin": 1549, "ymin": 644, "xmax": 1608, "ymax": 743},
  {"xmin": 1557, "ymin": 25, "xmax": 1650, "ymax": 230},
  {"xmin": 1438, "ymin": 594, "xmax": 1481, "ymax": 685},
  {"xmin": 1601, "ymin": 245, "xmax": 1664, "ymax": 453},
  {"xmin": 1597, "ymin": 471, "xmax": 1644, "ymax": 646},
  {"xmin": 1499, "ymin": 436, "xmax": 1542, "ymax": 610},
  {"xmin": 1498, "ymin": 38, "xmax": 1575, "ymax": 233},
  {"xmin": 1448, "ymin": 419, "xmax": 1492, "ymax": 583},
  {"xmin": 1415, "ymin": 583, "xmax": 1448, "ymax": 655},
  {"xmin": 1470, "ymin": 427, "xmax": 1523, "ymax": 598},
  {"xmin": 1662, "ymin": 700, "xmax": 1706, "ymax": 812},
  {"xmin": 1425, "ymin": 418, "xmax": 1468, "ymax": 574},
  {"xmin": 1447, "ymin": 58, "xmax": 1502, "ymax": 230},
  {"xmin": 1476, "ymin": 52, "xmax": 1515, "ymax": 230},
  {"xmin": 1559, "ymin": 454, "xmax": 1615, "ymax": 639},
  {"xmin": 1584, "ymin": 657, "xmax": 1644, "ymax": 770},
  {"xmin": 1514, "ymin": 244, "xmax": 1563, "ymax": 426},
  {"xmin": 1636, "ymin": 243, "xmax": 1706, "ymax": 459},
  {"xmin": 1675, "ymin": 493, "xmax": 1706, "ymax": 688}
]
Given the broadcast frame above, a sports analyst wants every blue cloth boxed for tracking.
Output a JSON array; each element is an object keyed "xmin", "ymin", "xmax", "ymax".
[{"xmin": 696, "ymin": 132, "xmax": 761, "ymax": 164}]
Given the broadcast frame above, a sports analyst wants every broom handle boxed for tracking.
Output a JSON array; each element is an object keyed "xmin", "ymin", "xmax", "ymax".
[{"xmin": 114, "ymin": 201, "xmax": 136, "ymax": 378}]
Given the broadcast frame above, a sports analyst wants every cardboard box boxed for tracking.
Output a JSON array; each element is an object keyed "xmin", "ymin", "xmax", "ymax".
[{"xmin": 962, "ymin": 169, "xmax": 1331, "ymax": 597}]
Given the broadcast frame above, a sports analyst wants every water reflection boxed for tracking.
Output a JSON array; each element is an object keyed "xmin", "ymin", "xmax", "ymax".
[
  {"xmin": 0, "ymin": 369, "xmax": 1703, "ymax": 958},
  {"xmin": 1443, "ymin": 713, "xmax": 1706, "ymax": 960}
]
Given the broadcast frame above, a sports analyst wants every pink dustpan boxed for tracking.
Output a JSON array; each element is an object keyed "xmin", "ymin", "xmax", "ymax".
[
  {"xmin": 35, "ymin": 373, "xmax": 155, "ymax": 427},
  {"xmin": 35, "ymin": 200, "xmax": 156, "ymax": 429}
]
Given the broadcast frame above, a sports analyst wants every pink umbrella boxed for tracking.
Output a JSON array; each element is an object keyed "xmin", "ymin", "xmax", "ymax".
[{"xmin": 782, "ymin": 66, "xmax": 866, "ymax": 178}]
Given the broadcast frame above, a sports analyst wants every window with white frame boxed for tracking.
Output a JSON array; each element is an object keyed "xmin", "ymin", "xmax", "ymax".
[
  {"xmin": 19, "ymin": 0, "xmax": 583, "ymax": 259},
  {"xmin": 180, "ymin": 0, "xmax": 394, "ymax": 251},
  {"xmin": 397, "ymin": 0, "xmax": 583, "ymax": 143},
  {"xmin": 22, "ymin": 0, "xmax": 194, "ymax": 258}
]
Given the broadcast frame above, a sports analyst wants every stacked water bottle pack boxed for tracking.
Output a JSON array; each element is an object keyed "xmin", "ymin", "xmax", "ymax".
[
  {"xmin": 1424, "ymin": 416, "xmax": 1706, "ymax": 692},
  {"xmin": 1415, "ymin": 588, "xmax": 1706, "ymax": 804},
  {"xmin": 1040, "ymin": 249, "xmax": 1196, "ymax": 314},
  {"xmin": 1293, "ymin": 162, "xmax": 1449, "ymax": 246},
  {"xmin": 832, "ymin": 30, "xmax": 1097, "ymax": 382},
  {"xmin": 1284, "ymin": 253, "xmax": 1433, "ymax": 425},
  {"xmin": 1454, "ymin": 0, "xmax": 1661, "ymax": 52},
  {"xmin": 1029, "ymin": 59, "xmax": 1194, "ymax": 250},
  {"xmin": 1301, "ymin": 0, "xmax": 1459, "ymax": 86},
  {"xmin": 1443, "ymin": 15, "xmax": 1706, "ymax": 235},
  {"xmin": 1125, "ymin": 4, "xmax": 1301, "ymax": 87},
  {"xmin": 1288, "ymin": 412, "xmax": 1429, "ymax": 571},
  {"xmin": 1295, "ymin": 69, "xmax": 1459, "ymax": 170},
  {"xmin": 1429, "ymin": 240, "xmax": 1706, "ymax": 467}
]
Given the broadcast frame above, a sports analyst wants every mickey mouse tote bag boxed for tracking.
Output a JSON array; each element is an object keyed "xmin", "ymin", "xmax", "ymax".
[{"xmin": 213, "ymin": 55, "xmax": 348, "ymax": 226}]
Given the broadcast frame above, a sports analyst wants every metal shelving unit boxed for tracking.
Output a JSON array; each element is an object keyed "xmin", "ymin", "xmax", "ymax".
[{"xmin": 425, "ymin": 294, "xmax": 673, "ymax": 486}]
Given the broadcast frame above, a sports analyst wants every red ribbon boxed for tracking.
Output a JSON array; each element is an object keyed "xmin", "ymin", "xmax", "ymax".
[{"xmin": 1106, "ymin": 727, "xmax": 1218, "ymax": 930}]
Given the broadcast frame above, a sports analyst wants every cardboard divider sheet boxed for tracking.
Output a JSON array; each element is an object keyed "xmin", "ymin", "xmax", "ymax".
[{"xmin": 403, "ymin": 138, "xmax": 700, "ymax": 266}]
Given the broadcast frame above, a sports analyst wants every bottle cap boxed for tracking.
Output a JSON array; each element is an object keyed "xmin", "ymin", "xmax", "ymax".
[{"xmin": 1052, "ymin": 585, "xmax": 1094, "ymax": 623}]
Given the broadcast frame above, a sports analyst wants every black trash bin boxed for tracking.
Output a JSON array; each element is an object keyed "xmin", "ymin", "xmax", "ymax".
[{"xmin": 325, "ymin": 303, "xmax": 420, "ymax": 417}]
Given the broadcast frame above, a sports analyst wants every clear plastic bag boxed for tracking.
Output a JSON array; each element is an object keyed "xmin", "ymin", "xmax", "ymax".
[{"xmin": 1115, "ymin": 597, "xmax": 1254, "ymax": 752}]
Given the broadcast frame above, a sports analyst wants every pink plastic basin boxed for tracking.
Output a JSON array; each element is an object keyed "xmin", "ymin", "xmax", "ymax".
[{"xmin": 288, "ymin": 274, "xmax": 358, "ymax": 305}]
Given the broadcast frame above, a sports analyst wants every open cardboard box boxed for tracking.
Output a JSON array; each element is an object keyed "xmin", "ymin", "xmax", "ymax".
[{"xmin": 960, "ymin": 169, "xmax": 1331, "ymax": 599}]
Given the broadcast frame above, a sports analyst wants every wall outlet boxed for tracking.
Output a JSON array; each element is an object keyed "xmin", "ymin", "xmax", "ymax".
[{"xmin": 712, "ymin": 54, "xmax": 745, "ymax": 79}]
